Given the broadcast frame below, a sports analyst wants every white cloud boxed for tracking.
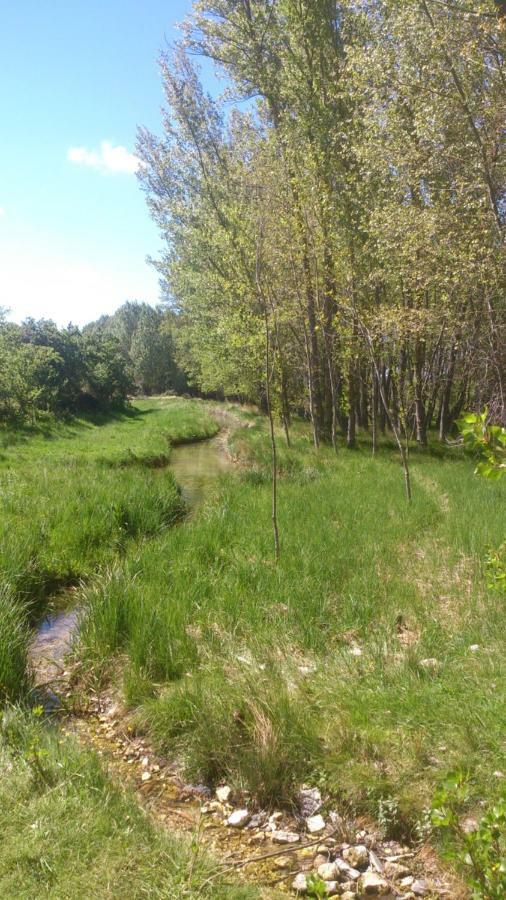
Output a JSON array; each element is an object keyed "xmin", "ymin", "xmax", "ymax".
[
  {"xmin": 67, "ymin": 140, "xmax": 139, "ymax": 175},
  {"xmin": 0, "ymin": 247, "xmax": 159, "ymax": 327}
]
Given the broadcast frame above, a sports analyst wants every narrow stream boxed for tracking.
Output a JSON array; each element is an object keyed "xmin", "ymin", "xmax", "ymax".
[{"xmin": 31, "ymin": 433, "xmax": 231, "ymax": 678}]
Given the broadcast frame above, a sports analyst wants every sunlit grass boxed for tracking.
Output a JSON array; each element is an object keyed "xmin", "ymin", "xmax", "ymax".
[{"xmin": 79, "ymin": 412, "xmax": 506, "ymax": 831}]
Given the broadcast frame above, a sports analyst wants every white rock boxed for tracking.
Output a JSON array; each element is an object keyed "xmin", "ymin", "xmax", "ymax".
[
  {"xmin": 141, "ymin": 771, "xmax": 151, "ymax": 782},
  {"xmin": 469, "ymin": 644, "xmax": 480, "ymax": 652},
  {"xmin": 336, "ymin": 859, "xmax": 361, "ymax": 880},
  {"xmin": 359, "ymin": 871, "xmax": 390, "ymax": 895},
  {"xmin": 306, "ymin": 814, "xmax": 326, "ymax": 834},
  {"xmin": 318, "ymin": 863, "xmax": 339, "ymax": 881},
  {"xmin": 141, "ymin": 756, "xmax": 149, "ymax": 768},
  {"xmin": 411, "ymin": 880, "xmax": 428, "ymax": 896},
  {"xmin": 216, "ymin": 785, "xmax": 232, "ymax": 803},
  {"xmin": 323, "ymin": 882, "xmax": 340, "ymax": 896},
  {"xmin": 272, "ymin": 830, "xmax": 300, "ymax": 844},
  {"xmin": 419, "ymin": 658, "xmax": 439, "ymax": 670},
  {"xmin": 292, "ymin": 872, "xmax": 308, "ymax": 893},
  {"xmin": 341, "ymin": 894, "xmax": 357, "ymax": 900},
  {"xmin": 269, "ymin": 811, "xmax": 283, "ymax": 823},
  {"xmin": 343, "ymin": 845, "xmax": 369, "ymax": 869},
  {"xmin": 399, "ymin": 876, "xmax": 414, "ymax": 889},
  {"xmin": 227, "ymin": 809, "xmax": 250, "ymax": 828}
]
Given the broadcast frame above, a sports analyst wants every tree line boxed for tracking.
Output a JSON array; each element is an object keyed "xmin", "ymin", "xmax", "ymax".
[
  {"xmin": 137, "ymin": 0, "xmax": 506, "ymax": 450},
  {"xmin": 0, "ymin": 303, "xmax": 187, "ymax": 424}
]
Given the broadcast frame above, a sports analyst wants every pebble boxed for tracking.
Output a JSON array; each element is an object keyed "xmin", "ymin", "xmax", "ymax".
[
  {"xmin": 359, "ymin": 871, "xmax": 390, "ymax": 895},
  {"xmin": 216, "ymin": 785, "xmax": 232, "ymax": 803},
  {"xmin": 383, "ymin": 862, "xmax": 411, "ymax": 880},
  {"xmin": 272, "ymin": 830, "xmax": 300, "ymax": 844},
  {"xmin": 227, "ymin": 809, "xmax": 250, "ymax": 828},
  {"xmin": 323, "ymin": 882, "xmax": 340, "ymax": 896},
  {"xmin": 411, "ymin": 880, "xmax": 428, "ymax": 896},
  {"xmin": 419, "ymin": 658, "xmax": 439, "ymax": 671},
  {"xmin": 399, "ymin": 876, "xmax": 414, "ymax": 889},
  {"xmin": 306, "ymin": 814, "xmax": 326, "ymax": 834},
  {"xmin": 298, "ymin": 785, "xmax": 322, "ymax": 817},
  {"xmin": 336, "ymin": 859, "xmax": 361, "ymax": 880},
  {"xmin": 292, "ymin": 872, "xmax": 308, "ymax": 893},
  {"xmin": 343, "ymin": 845, "xmax": 369, "ymax": 869},
  {"xmin": 141, "ymin": 771, "xmax": 151, "ymax": 782},
  {"xmin": 318, "ymin": 862, "xmax": 339, "ymax": 880},
  {"xmin": 341, "ymin": 894, "xmax": 357, "ymax": 900}
]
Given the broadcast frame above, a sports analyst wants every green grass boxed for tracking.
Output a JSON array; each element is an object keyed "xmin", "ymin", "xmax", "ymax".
[
  {"xmin": 78, "ymin": 410, "xmax": 506, "ymax": 835},
  {"xmin": 0, "ymin": 708, "xmax": 259, "ymax": 899},
  {"xmin": 0, "ymin": 397, "xmax": 218, "ymax": 700},
  {"xmin": 0, "ymin": 584, "xmax": 29, "ymax": 703}
]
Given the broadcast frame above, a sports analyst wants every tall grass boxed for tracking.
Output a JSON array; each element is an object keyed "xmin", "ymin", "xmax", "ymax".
[
  {"xmin": 79, "ymin": 412, "xmax": 506, "ymax": 828},
  {"xmin": 0, "ymin": 708, "xmax": 259, "ymax": 899},
  {"xmin": 0, "ymin": 398, "xmax": 218, "ymax": 702},
  {"xmin": 0, "ymin": 584, "xmax": 29, "ymax": 702}
]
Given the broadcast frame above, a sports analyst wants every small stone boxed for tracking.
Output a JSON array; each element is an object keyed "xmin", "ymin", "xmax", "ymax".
[
  {"xmin": 306, "ymin": 814, "xmax": 326, "ymax": 834},
  {"xmin": 292, "ymin": 872, "xmax": 308, "ymax": 893},
  {"xmin": 298, "ymin": 785, "xmax": 322, "ymax": 817},
  {"xmin": 343, "ymin": 845, "xmax": 369, "ymax": 869},
  {"xmin": 141, "ymin": 771, "xmax": 151, "ymax": 782},
  {"xmin": 336, "ymin": 859, "xmax": 361, "ymax": 880},
  {"xmin": 323, "ymin": 882, "xmax": 340, "ymax": 896},
  {"xmin": 469, "ymin": 644, "xmax": 480, "ymax": 652},
  {"xmin": 141, "ymin": 756, "xmax": 149, "ymax": 767},
  {"xmin": 272, "ymin": 830, "xmax": 300, "ymax": 844},
  {"xmin": 271, "ymin": 810, "xmax": 284, "ymax": 821},
  {"xmin": 318, "ymin": 863, "xmax": 339, "ymax": 881},
  {"xmin": 350, "ymin": 645, "xmax": 362, "ymax": 657},
  {"xmin": 399, "ymin": 876, "xmax": 414, "ymax": 889},
  {"xmin": 227, "ymin": 809, "xmax": 250, "ymax": 828},
  {"xmin": 250, "ymin": 832, "xmax": 266, "ymax": 844},
  {"xmin": 216, "ymin": 785, "xmax": 232, "ymax": 803},
  {"xmin": 274, "ymin": 857, "xmax": 292, "ymax": 870},
  {"xmin": 341, "ymin": 894, "xmax": 357, "ymax": 900},
  {"xmin": 359, "ymin": 871, "xmax": 390, "ymax": 895},
  {"xmin": 494, "ymin": 770, "xmax": 504, "ymax": 779},
  {"xmin": 368, "ymin": 850, "xmax": 383, "ymax": 872},
  {"xmin": 411, "ymin": 880, "xmax": 428, "ymax": 896},
  {"xmin": 314, "ymin": 854, "xmax": 329, "ymax": 868},
  {"xmin": 419, "ymin": 658, "xmax": 439, "ymax": 671},
  {"xmin": 383, "ymin": 862, "xmax": 410, "ymax": 880}
]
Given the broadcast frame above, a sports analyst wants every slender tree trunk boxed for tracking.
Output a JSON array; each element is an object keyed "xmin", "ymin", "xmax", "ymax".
[{"xmin": 264, "ymin": 313, "xmax": 280, "ymax": 562}]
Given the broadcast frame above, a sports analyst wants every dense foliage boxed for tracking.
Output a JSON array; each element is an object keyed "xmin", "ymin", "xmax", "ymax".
[
  {"xmin": 138, "ymin": 0, "xmax": 506, "ymax": 448},
  {"xmin": 85, "ymin": 301, "xmax": 189, "ymax": 396},
  {"xmin": 0, "ymin": 312, "xmax": 132, "ymax": 423}
]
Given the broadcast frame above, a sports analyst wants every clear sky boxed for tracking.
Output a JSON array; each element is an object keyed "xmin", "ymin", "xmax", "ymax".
[{"xmin": 0, "ymin": 0, "xmax": 206, "ymax": 327}]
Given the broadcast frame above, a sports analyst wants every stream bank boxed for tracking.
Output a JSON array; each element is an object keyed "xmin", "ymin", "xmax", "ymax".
[{"xmin": 28, "ymin": 411, "xmax": 461, "ymax": 899}]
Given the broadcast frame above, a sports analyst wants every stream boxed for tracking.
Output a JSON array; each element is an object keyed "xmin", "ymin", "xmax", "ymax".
[{"xmin": 30, "ymin": 432, "xmax": 231, "ymax": 683}]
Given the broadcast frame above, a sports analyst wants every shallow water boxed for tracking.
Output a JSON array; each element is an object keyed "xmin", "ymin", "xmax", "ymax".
[
  {"xmin": 169, "ymin": 435, "xmax": 231, "ymax": 509},
  {"xmin": 32, "ymin": 608, "xmax": 78, "ymax": 664},
  {"xmin": 32, "ymin": 435, "xmax": 230, "ymax": 660}
]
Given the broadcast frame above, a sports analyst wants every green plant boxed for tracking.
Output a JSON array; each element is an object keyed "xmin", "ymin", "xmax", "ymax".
[
  {"xmin": 431, "ymin": 772, "xmax": 506, "ymax": 899},
  {"xmin": 306, "ymin": 874, "xmax": 328, "ymax": 898},
  {"xmin": 458, "ymin": 412, "xmax": 506, "ymax": 480}
]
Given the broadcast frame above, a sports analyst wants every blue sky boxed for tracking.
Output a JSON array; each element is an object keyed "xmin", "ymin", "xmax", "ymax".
[{"xmin": 0, "ymin": 0, "xmax": 213, "ymax": 327}]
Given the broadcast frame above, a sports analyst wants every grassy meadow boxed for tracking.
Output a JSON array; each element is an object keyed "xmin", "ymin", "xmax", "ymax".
[
  {"xmin": 77, "ymin": 409, "xmax": 506, "ymax": 833},
  {"xmin": 0, "ymin": 397, "xmax": 505, "ymax": 895}
]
